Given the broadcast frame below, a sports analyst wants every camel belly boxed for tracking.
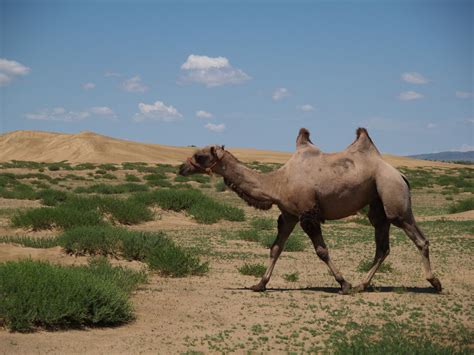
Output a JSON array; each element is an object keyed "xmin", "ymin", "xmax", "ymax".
[{"xmin": 278, "ymin": 176, "xmax": 377, "ymax": 220}]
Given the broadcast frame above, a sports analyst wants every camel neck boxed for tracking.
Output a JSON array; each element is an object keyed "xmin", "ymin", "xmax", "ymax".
[{"xmin": 214, "ymin": 152, "xmax": 279, "ymax": 210}]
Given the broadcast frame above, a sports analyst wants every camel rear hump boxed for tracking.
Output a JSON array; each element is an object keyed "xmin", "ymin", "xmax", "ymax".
[{"xmin": 349, "ymin": 127, "xmax": 381, "ymax": 155}]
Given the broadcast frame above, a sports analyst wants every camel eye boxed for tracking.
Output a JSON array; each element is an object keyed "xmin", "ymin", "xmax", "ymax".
[{"xmin": 195, "ymin": 154, "xmax": 208, "ymax": 165}]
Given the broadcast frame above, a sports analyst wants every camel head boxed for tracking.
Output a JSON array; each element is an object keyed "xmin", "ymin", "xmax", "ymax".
[{"xmin": 179, "ymin": 145, "xmax": 226, "ymax": 176}]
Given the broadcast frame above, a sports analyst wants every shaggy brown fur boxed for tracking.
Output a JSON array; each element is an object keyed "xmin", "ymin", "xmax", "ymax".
[{"xmin": 179, "ymin": 128, "xmax": 442, "ymax": 294}]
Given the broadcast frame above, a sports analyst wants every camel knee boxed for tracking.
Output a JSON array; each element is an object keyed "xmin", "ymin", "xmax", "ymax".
[{"xmin": 316, "ymin": 246, "xmax": 329, "ymax": 262}]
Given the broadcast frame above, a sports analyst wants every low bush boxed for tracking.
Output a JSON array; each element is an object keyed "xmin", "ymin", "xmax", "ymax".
[
  {"xmin": 449, "ymin": 197, "xmax": 474, "ymax": 213},
  {"xmin": 37, "ymin": 188, "xmax": 68, "ymax": 206},
  {"xmin": 238, "ymin": 263, "xmax": 266, "ymax": 277},
  {"xmin": 215, "ymin": 179, "xmax": 226, "ymax": 192},
  {"xmin": 0, "ymin": 235, "xmax": 58, "ymax": 248},
  {"xmin": 0, "ymin": 183, "xmax": 37, "ymax": 200},
  {"xmin": 133, "ymin": 188, "xmax": 245, "ymax": 224},
  {"xmin": 125, "ymin": 174, "xmax": 141, "ymax": 182},
  {"xmin": 259, "ymin": 233, "xmax": 306, "ymax": 252},
  {"xmin": 98, "ymin": 163, "xmax": 118, "ymax": 171},
  {"xmin": 58, "ymin": 226, "xmax": 208, "ymax": 277},
  {"xmin": 0, "ymin": 258, "xmax": 146, "ymax": 332},
  {"xmin": 11, "ymin": 206, "xmax": 104, "ymax": 230},
  {"xmin": 283, "ymin": 272, "xmax": 299, "ymax": 282}
]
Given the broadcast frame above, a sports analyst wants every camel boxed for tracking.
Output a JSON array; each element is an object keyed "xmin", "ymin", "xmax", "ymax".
[{"xmin": 178, "ymin": 128, "xmax": 442, "ymax": 294}]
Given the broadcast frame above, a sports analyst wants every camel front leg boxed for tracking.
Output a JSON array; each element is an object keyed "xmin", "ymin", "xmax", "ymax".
[
  {"xmin": 250, "ymin": 213, "xmax": 298, "ymax": 292},
  {"xmin": 300, "ymin": 211, "xmax": 352, "ymax": 294}
]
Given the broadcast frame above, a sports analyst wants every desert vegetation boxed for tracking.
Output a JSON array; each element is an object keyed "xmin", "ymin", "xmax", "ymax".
[{"xmin": 0, "ymin": 160, "xmax": 472, "ymax": 353}]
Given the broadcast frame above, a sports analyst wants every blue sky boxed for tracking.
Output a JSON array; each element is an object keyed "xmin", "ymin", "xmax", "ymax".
[{"xmin": 1, "ymin": 0, "xmax": 472, "ymax": 155}]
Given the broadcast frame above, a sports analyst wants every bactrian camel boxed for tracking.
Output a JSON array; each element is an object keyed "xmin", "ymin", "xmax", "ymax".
[{"xmin": 179, "ymin": 128, "xmax": 442, "ymax": 294}]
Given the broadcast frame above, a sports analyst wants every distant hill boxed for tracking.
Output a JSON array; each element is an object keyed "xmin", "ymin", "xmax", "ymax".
[
  {"xmin": 408, "ymin": 151, "xmax": 474, "ymax": 163},
  {"xmin": 0, "ymin": 130, "xmax": 467, "ymax": 167}
]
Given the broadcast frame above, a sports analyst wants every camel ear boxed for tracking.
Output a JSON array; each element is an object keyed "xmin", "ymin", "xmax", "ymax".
[{"xmin": 211, "ymin": 145, "xmax": 225, "ymax": 160}]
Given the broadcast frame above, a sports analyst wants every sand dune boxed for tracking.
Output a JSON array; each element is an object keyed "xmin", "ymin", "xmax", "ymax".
[{"xmin": 0, "ymin": 130, "xmax": 464, "ymax": 167}]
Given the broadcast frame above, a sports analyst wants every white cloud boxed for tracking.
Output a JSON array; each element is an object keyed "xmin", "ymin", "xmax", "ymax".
[
  {"xmin": 272, "ymin": 87, "xmax": 290, "ymax": 101},
  {"xmin": 399, "ymin": 91, "xmax": 424, "ymax": 100},
  {"xmin": 105, "ymin": 71, "xmax": 121, "ymax": 77},
  {"xmin": 25, "ymin": 108, "xmax": 90, "ymax": 122},
  {"xmin": 205, "ymin": 122, "xmax": 225, "ymax": 132},
  {"xmin": 133, "ymin": 100, "xmax": 182, "ymax": 122},
  {"xmin": 25, "ymin": 106, "xmax": 116, "ymax": 122},
  {"xmin": 121, "ymin": 76, "xmax": 148, "ymax": 92},
  {"xmin": 0, "ymin": 58, "xmax": 31, "ymax": 86},
  {"xmin": 452, "ymin": 144, "xmax": 474, "ymax": 152},
  {"xmin": 196, "ymin": 110, "xmax": 213, "ymax": 119},
  {"xmin": 401, "ymin": 72, "xmax": 429, "ymax": 84},
  {"xmin": 180, "ymin": 54, "xmax": 250, "ymax": 87},
  {"xmin": 427, "ymin": 123, "xmax": 437, "ymax": 129},
  {"xmin": 297, "ymin": 104, "xmax": 314, "ymax": 112},
  {"xmin": 456, "ymin": 91, "xmax": 474, "ymax": 99},
  {"xmin": 82, "ymin": 82, "xmax": 96, "ymax": 90},
  {"xmin": 90, "ymin": 106, "xmax": 116, "ymax": 118},
  {"xmin": 181, "ymin": 55, "xmax": 229, "ymax": 70}
]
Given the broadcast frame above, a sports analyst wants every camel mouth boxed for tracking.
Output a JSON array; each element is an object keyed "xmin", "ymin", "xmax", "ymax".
[{"xmin": 178, "ymin": 163, "xmax": 190, "ymax": 176}]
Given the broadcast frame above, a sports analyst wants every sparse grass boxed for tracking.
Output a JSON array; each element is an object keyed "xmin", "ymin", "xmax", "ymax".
[
  {"xmin": 449, "ymin": 197, "xmax": 474, "ymax": 213},
  {"xmin": 259, "ymin": 233, "xmax": 307, "ymax": 252},
  {"xmin": 175, "ymin": 174, "xmax": 211, "ymax": 184},
  {"xmin": 250, "ymin": 217, "xmax": 275, "ymax": 231},
  {"xmin": 143, "ymin": 173, "xmax": 172, "ymax": 187},
  {"xmin": 283, "ymin": 272, "xmax": 299, "ymax": 282},
  {"xmin": 357, "ymin": 259, "xmax": 393, "ymax": 273},
  {"xmin": 331, "ymin": 322, "xmax": 470, "ymax": 355},
  {"xmin": 101, "ymin": 173, "xmax": 117, "ymax": 180},
  {"xmin": 0, "ymin": 258, "xmax": 146, "ymax": 332},
  {"xmin": 74, "ymin": 183, "xmax": 149, "ymax": 194},
  {"xmin": 238, "ymin": 263, "xmax": 266, "ymax": 277},
  {"xmin": 246, "ymin": 161, "xmax": 283, "ymax": 173},
  {"xmin": 0, "ymin": 235, "xmax": 58, "ymax": 248},
  {"xmin": 0, "ymin": 183, "xmax": 37, "ymax": 200},
  {"xmin": 73, "ymin": 163, "xmax": 96, "ymax": 170},
  {"xmin": 98, "ymin": 163, "xmax": 118, "ymax": 171}
]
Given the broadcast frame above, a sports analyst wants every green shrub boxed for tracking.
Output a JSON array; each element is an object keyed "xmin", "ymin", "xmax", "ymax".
[
  {"xmin": 133, "ymin": 189, "xmax": 245, "ymax": 224},
  {"xmin": 215, "ymin": 180, "xmax": 226, "ymax": 192},
  {"xmin": 125, "ymin": 174, "xmax": 141, "ymax": 182},
  {"xmin": 98, "ymin": 164, "xmax": 118, "ymax": 171},
  {"xmin": 175, "ymin": 174, "xmax": 211, "ymax": 184},
  {"xmin": 37, "ymin": 189, "xmax": 68, "ymax": 206},
  {"xmin": 238, "ymin": 263, "xmax": 266, "ymax": 277},
  {"xmin": 0, "ymin": 235, "xmax": 58, "ymax": 248},
  {"xmin": 143, "ymin": 173, "xmax": 172, "ymax": 187},
  {"xmin": 283, "ymin": 272, "xmax": 299, "ymax": 282},
  {"xmin": 11, "ymin": 207, "xmax": 104, "ymax": 230},
  {"xmin": 146, "ymin": 240, "xmax": 209, "ymax": 277},
  {"xmin": 58, "ymin": 226, "xmax": 208, "ymax": 277},
  {"xmin": 238, "ymin": 229, "xmax": 263, "ymax": 242},
  {"xmin": 101, "ymin": 173, "xmax": 117, "ymax": 180},
  {"xmin": 0, "ymin": 183, "xmax": 37, "ymax": 200},
  {"xmin": 99, "ymin": 197, "xmax": 154, "ymax": 225},
  {"xmin": 0, "ymin": 258, "xmax": 145, "ymax": 332},
  {"xmin": 449, "ymin": 198, "xmax": 474, "ymax": 213},
  {"xmin": 73, "ymin": 163, "xmax": 96, "ymax": 170}
]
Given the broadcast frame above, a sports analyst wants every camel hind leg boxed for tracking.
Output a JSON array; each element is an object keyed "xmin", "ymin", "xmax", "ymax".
[
  {"xmin": 392, "ymin": 215, "xmax": 442, "ymax": 292},
  {"xmin": 375, "ymin": 165, "xmax": 442, "ymax": 292}
]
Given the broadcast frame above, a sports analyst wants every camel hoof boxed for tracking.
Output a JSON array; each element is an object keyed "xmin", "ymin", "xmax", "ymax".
[
  {"xmin": 338, "ymin": 281, "xmax": 353, "ymax": 295},
  {"xmin": 249, "ymin": 283, "xmax": 266, "ymax": 292},
  {"xmin": 428, "ymin": 277, "xmax": 442, "ymax": 292},
  {"xmin": 348, "ymin": 283, "xmax": 367, "ymax": 294}
]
